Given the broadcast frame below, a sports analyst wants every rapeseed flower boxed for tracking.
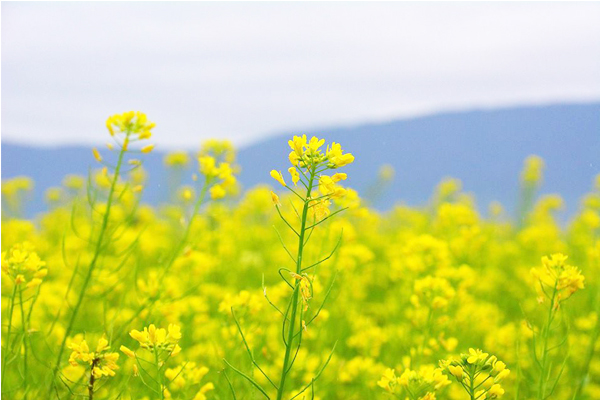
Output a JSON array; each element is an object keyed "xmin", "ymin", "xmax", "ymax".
[
  {"xmin": 441, "ymin": 349, "xmax": 509, "ymax": 399},
  {"xmin": 68, "ymin": 336, "xmax": 119, "ymax": 378}
]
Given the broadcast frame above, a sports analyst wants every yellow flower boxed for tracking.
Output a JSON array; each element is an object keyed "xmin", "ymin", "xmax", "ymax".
[
  {"xmin": 141, "ymin": 144, "xmax": 155, "ymax": 153},
  {"xmin": 167, "ymin": 324, "xmax": 182, "ymax": 341},
  {"xmin": 532, "ymin": 253, "xmax": 585, "ymax": 303},
  {"xmin": 307, "ymin": 136, "xmax": 325, "ymax": 155},
  {"xmin": 521, "ymin": 155, "xmax": 544, "ymax": 185},
  {"xmin": 120, "ymin": 345, "xmax": 135, "ymax": 358},
  {"xmin": 288, "ymin": 135, "xmax": 307, "ymax": 157},
  {"xmin": 467, "ymin": 348, "xmax": 488, "ymax": 364},
  {"xmin": 488, "ymin": 384, "xmax": 505, "ymax": 398},
  {"xmin": 492, "ymin": 360, "xmax": 506, "ymax": 375},
  {"xmin": 68, "ymin": 336, "xmax": 119, "ymax": 378},
  {"xmin": 15, "ymin": 274, "xmax": 26, "ymax": 285},
  {"xmin": 271, "ymin": 191, "xmax": 281, "ymax": 206},
  {"xmin": 289, "ymin": 151, "xmax": 300, "ymax": 166},
  {"xmin": 96, "ymin": 336, "xmax": 109, "ymax": 353},
  {"xmin": 129, "ymin": 324, "xmax": 182, "ymax": 353},
  {"xmin": 448, "ymin": 365, "xmax": 464, "ymax": 381},
  {"xmin": 377, "ymin": 368, "xmax": 397, "ymax": 393},
  {"xmin": 106, "ymin": 111, "xmax": 155, "ymax": 138},
  {"xmin": 210, "ymin": 184, "xmax": 226, "ymax": 200},
  {"xmin": 326, "ymin": 142, "xmax": 354, "ymax": 167},
  {"xmin": 310, "ymin": 198, "xmax": 330, "ymax": 220},
  {"xmin": 164, "ymin": 151, "xmax": 190, "ymax": 167},
  {"xmin": 332, "ymin": 173, "xmax": 347, "ymax": 182},
  {"xmin": 270, "ymin": 170, "xmax": 286, "ymax": 187},
  {"xmin": 3, "ymin": 242, "xmax": 47, "ymax": 288},
  {"xmin": 199, "ymin": 156, "xmax": 218, "ymax": 177},
  {"xmin": 92, "ymin": 148, "xmax": 103, "ymax": 162},
  {"xmin": 288, "ymin": 167, "xmax": 300, "ymax": 186},
  {"xmin": 319, "ymin": 175, "xmax": 336, "ymax": 196},
  {"xmin": 193, "ymin": 382, "xmax": 215, "ymax": 400}
]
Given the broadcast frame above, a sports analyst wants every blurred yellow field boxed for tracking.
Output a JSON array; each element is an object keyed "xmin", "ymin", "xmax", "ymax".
[{"xmin": 2, "ymin": 112, "xmax": 599, "ymax": 400}]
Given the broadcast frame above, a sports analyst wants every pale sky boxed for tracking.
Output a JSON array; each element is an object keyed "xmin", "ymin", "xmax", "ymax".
[{"xmin": 2, "ymin": 2, "xmax": 600, "ymax": 149}]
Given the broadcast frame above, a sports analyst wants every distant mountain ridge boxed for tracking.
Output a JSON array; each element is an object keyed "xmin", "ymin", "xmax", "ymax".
[{"xmin": 2, "ymin": 103, "xmax": 600, "ymax": 219}]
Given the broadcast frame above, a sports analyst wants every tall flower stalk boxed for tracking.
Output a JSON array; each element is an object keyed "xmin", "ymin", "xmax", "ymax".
[
  {"xmin": 224, "ymin": 135, "xmax": 354, "ymax": 399},
  {"xmin": 47, "ymin": 112, "xmax": 155, "ymax": 393},
  {"xmin": 530, "ymin": 253, "xmax": 585, "ymax": 400},
  {"xmin": 1, "ymin": 243, "xmax": 47, "ymax": 392}
]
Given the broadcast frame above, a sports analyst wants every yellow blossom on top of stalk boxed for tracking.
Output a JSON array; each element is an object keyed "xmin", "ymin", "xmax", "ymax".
[
  {"xmin": 196, "ymin": 140, "xmax": 239, "ymax": 199},
  {"xmin": 68, "ymin": 336, "xmax": 119, "ymax": 378},
  {"xmin": 521, "ymin": 155, "xmax": 544, "ymax": 185},
  {"xmin": 1, "ymin": 176, "xmax": 34, "ymax": 197},
  {"xmin": 379, "ymin": 365, "xmax": 450, "ymax": 399},
  {"xmin": 199, "ymin": 139, "xmax": 235, "ymax": 163},
  {"xmin": 106, "ymin": 111, "xmax": 155, "ymax": 138},
  {"xmin": 164, "ymin": 151, "xmax": 190, "ymax": 168},
  {"xmin": 531, "ymin": 253, "xmax": 585, "ymax": 304},
  {"xmin": 129, "ymin": 324, "xmax": 182, "ymax": 355},
  {"xmin": 1, "ymin": 242, "xmax": 47, "ymax": 289},
  {"xmin": 441, "ymin": 349, "xmax": 509, "ymax": 399}
]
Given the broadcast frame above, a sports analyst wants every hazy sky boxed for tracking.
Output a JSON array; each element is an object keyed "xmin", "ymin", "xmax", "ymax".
[{"xmin": 2, "ymin": 2, "xmax": 600, "ymax": 149}]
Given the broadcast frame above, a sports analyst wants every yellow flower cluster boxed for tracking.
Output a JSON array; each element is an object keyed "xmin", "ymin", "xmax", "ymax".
[
  {"xmin": 68, "ymin": 336, "xmax": 120, "ymax": 378},
  {"xmin": 127, "ymin": 323, "xmax": 182, "ymax": 355},
  {"xmin": 165, "ymin": 362, "xmax": 214, "ymax": 400},
  {"xmin": 93, "ymin": 111, "xmax": 156, "ymax": 165},
  {"xmin": 1, "ymin": 242, "xmax": 47, "ymax": 288},
  {"xmin": 378, "ymin": 365, "xmax": 450, "ymax": 399},
  {"xmin": 1, "ymin": 176, "xmax": 34, "ymax": 216},
  {"xmin": 531, "ymin": 253, "xmax": 585, "ymax": 304},
  {"xmin": 441, "ymin": 349, "xmax": 510, "ymax": 399},
  {"xmin": 411, "ymin": 275, "xmax": 455, "ymax": 310},
  {"xmin": 197, "ymin": 140, "xmax": 238, "ymax": 199},
  {"xmin": 521, "ymin": 155, "xmax": 544, "ymax": 185},
  {"xmin": 164, "ymin": 151, "xmax": 191, "ymax": 168},
  {"xmin": 106, "ymin": 111, "xmax": 155, "ymax": 138},
  {"xmin": 1, "ymin": 176, "xmax": 33, "ymax": 198},
  {"xmin": 270, "ymin": 135, "xmax": 354, "ymax": 220}
]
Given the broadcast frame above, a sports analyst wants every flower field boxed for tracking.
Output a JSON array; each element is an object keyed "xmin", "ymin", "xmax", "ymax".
[{"xmin": 2, "ymin": 112, "xmax": 599, "ymax": 400}]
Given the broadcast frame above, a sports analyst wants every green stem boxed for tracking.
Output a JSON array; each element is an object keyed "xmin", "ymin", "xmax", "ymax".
[
  {"xmin": 155, "ymin": 347, "xmax": 164, "ymax": 400},
  {"xmin": 48, "ymin": 137, "xmax": 129, "ymax": 393},
  {"xmin": 537, "ymin": 283, "xmax": 558, "ymax": 400},
  {"xmin": 19, "ymin": 289, "xmax": 29, "ymax": 390},
  {"xmin": 470, "ymin": 365, "xmax": 475, "ymax": 400},
  {"xmin": 276, "ymin": 170, "xmax": 315, "ymax": 400},
  {"xmin": 88, "ymin": 358, "xmax": 99, "ymax": 400},
  {"xmin": 1, "ymin": 285, "xmax": 18, "ymax": 391}
]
